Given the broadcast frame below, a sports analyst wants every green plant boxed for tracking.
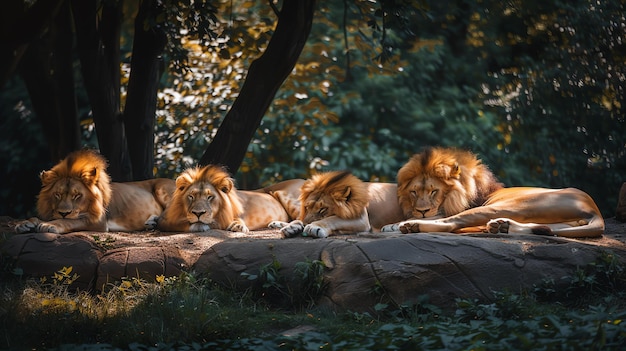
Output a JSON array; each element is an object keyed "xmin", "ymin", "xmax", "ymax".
[
  {"xmin": 534, "ymin": 251, "xmax": 626, "ymax": 305},
  {"xmin": 292, "ymin": 259, "xmax": 328, "ymax": 307},
  {"xmin": 241, "ymin": 258, "xmax": 329, "ymax": 309}
]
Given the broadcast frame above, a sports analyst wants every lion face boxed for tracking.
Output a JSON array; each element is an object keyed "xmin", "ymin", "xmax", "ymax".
[
  {"xmin": 161, "ymin": 165, "xmax": 244, "ymax": 231},
  {"xmin": 181, "ymin": 182, "xmax": 224, "ymax": 229},
  {"xmin": 301, "ymin": 191, "xmax": 345, "ymax": 224},
  {"xmin": 36, "ymin": 149, "xmax": 111, "ymax": 224},
  {"xmin": 299, "ymin": 171, "xmax": 369, "ymax": 224},
  {"xmin": 400, "ymin": 176, "xmax": 448, "ymax": 218},
  {"xmin": 397, "ymin": 147, "xmax": 503, "ymax": 218},
  {"xmin": 42, "ymin": 178, "xmax": 93, "ymax": 220}
]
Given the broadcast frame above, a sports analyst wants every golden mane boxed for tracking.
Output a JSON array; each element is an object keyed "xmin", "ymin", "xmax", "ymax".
[
  {"xmin": 37, "ymin": 149, "xmax": 112, "ymax": 222},
  {"xmin": 168, "ymin": 165, "xmax": 244, "ymax": 230},
  {"xmin": 300, "ymin": 171, "xmax": 369, "ymax": 220},
  {"xmin": 397, "ymin": 147, "xmax": 502, "ymax": 217}
]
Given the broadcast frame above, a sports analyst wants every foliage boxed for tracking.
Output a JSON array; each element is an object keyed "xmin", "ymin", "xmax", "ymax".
[
  {"xmin": 1, "ymin": 0, "xmax": 624, "ymax": 217},
  {"xmin": 240, "ymin": 258, "xmax": 328, "ymax": 309},
  {"xmin": 1, "ymin": 254, "xmax": 626, "ymax": 350}
]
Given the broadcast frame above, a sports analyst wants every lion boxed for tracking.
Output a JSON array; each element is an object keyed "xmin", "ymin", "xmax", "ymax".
[
  {"xmin": 381, "ymin": 147, "xmax": 605, "ymax": 238},
  {"xmin": 14, "ymin": 149, "xmax": 176, "ymax": 234},
  {"xmin": 145, "ymin": 165, "xmax": 293, "ymax": 233},
  {"xmin": 269, "ymin": 171, "xmax": 405, "ymax": 238}
]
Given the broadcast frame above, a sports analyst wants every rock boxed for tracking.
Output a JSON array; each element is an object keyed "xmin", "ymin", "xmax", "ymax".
[
  {"xmin": 1, "ymin": 217, "xmax": 626, "ymax": 311},
  {"xmin": 198, "ymin": 232, "xmax": 626, "ymax": 311},
  {"xmin": 0, "ymin": 233, "xmax": 102, "ymax": 290},
  {"xmin": 95, "ymin": 246, "xmax": 186, "ymax": 291}
]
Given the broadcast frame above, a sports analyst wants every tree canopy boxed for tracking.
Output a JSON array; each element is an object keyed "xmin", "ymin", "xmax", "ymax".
[{"xmin": 0, "ymin": 0, "xmax": 624, "ymax": 218}]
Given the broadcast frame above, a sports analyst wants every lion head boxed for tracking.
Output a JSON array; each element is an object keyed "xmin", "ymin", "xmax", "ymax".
[
  {"xmin": 299, "ymin": 171, "xmax": 369, "ymax": 224},
  {"xmin": 36, "ymin": 149, "xmax": 112, "ymax": 224},
  {"xmin": 397, "ymin": 147, "xmax": 503, "ymax": 218},
  {"xmin": 162, "ymin": 165, "xmax": 244, "ymax": 231}
]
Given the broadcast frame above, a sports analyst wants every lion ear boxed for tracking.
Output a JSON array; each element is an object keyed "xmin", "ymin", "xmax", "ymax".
[
  {"xmin": 80, "ymin": 166, "xmax": 99, "ymax": 186},
  {"xmin": 434, "ymin": 163, "xmax": 461, "ymax": 180},
  {"xmin": 218, "ymin": 177, "xmax": 234, "ymax": 193},
  {"xmin": 450, "ymin": 162, "xmax": 461, "ymax": 179},
  {"xmin": 334, "ymin": 186, "xmax": 352, "ymax": 202},
  {"xmin": 40, "ymin": 170, "xmax": 58, "ymax": 186},
  {"xmin": 176, "ymin": 173, "xmax": 193, "ymax": 191}
]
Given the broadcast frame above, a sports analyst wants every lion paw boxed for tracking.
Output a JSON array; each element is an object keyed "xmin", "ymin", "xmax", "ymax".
[
  {"xmin": 144, "ymin": 215, "xmax": 159, "ymax": 230},
  {"xmin": 381, "ymin": 223, "xmax": 400, "ymax": 232},
  {"xmin": 36, "ymin": 222, "xmax": 62, "ymax": 234},
  {"xmin": 303, "ymin": 224, "xmax": 329, "ymax": 238},
  {"xmin": 227, "ymin": 220, "xmax": 249, "ymax": 234},
  {"xmin": 189, "ymin": 223, "xmax": 211, "ymax": 232},
  {"xmin": 487, "ymin": 218, "xmax": 510, "ymax": 234},
  {"xmin": 15, "ymin": 219, "xmax": 38, "ymax": 233},
  {"xmin": 280, "ymin": 220, "xmax": 304, "ymax": 238},
  {"xmin": 268, "ymin": 220, "xmax": 288, "ymax": 229},
  {"xmin": 398, "ymin": 220, "xmax": 421, "ymax": 234}
]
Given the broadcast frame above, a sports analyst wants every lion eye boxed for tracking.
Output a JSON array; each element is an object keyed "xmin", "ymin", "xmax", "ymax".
[
  {"xmin": 54, "ymin": 193, "xmax": 62, "ymax": 200},
  {"xmin": 73, "ymin": 193, "xmax": 82, "ymax": 200},
  {"xmin": 187, "ymin": 194, "xmax": 194, "ymax": 201},
  {"xmin": 319, "ymin": 207, "xmax": 327, "ymax": 215},
  {"xmin": 207, "ymin": 195, "xmax": 214, "ymax": 201},
  {"xmin": 430, "ymin": 189, "xmax": 439, "ymax": 197}
]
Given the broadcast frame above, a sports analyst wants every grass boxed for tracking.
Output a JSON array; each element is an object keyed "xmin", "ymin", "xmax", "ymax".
[{"xmin": 1, "ymin": 253, "xmax": 626, "ymax": 350}]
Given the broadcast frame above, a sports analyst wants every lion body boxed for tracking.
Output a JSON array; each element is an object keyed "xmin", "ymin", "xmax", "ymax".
[
  {"xmin": 238, "ymin": 190, "xmax": 291, "ymax": 230},
  {"xmin": 15, "ymin": 149, "xmax": 175, "ymax": 234},
  {"xmin": 107, "ymin": 179, "xmax": 176, "ymax": 231},
  {"xmin": 272, "ymin": 171, "xmax": 404, "ymax": 238},
  {"xmin": 383, "ymin": 147, "xmax": 604, "ymax": 238}
]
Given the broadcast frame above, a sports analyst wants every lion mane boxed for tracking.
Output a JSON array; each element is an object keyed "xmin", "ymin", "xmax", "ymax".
[
  {"xmin": 153, "ymin": 165, "xmax": 246, "ymax": 232},
  {"xmin": 38, "ymin": 149, "xmax": 112, "ymax": 223},
  {"xmin": 397, "ymin": 147, "xmax": 503, "ymax": 218},
  {"xmin": 300, "ymin": 170, "xmax": 369, "ymax": 222}
]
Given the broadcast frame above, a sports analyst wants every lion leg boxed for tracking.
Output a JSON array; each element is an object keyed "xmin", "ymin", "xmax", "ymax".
[
  {"xmin": 270, "ymin": 190, "xmax": 301, "ymax": 220},
  {"xmin": 35, "ymin": 218, "xmax": 106, "ymax": 234},
  {"xmin": 486, "ymin": 218, "xmax": 600, "ymax": 237},
  {"xmin": 14, "ymin": 217, "xmax": 41, "ymax": 233},
  {"xmin": 398, "ymin": 219, "xmax": 457, "ymax": 233},
  {"xmin": 304, "ymin": 213, "xmax": 371, "ymax": 238},
  {"xmin": 268, "ymin": 220, "xmax": 288, "ymax": 229},
  {"xmin": 226, "ymin": 218, "xmax": 249, "ymax": 233},
  {"xmin": 279, "ymin": 220, "xmax": 305, "ymax": 238},
  {"xmin": 302, "ymin": 223, "xmax": 330, "ymax": 238},
  {"xmin": 144, "ymin": 215, "xmax": 159, "ymax": 230},
  {"xmin": 487, "ymin": 218, "xmax": 553, "ymax": 235},
  {"xmin": 381, "ymin": 222, "xmax": 400, "ymax": 232}
]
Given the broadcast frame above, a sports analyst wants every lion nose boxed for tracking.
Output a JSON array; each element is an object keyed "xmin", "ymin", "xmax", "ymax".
[
  {"xmin": 192, "ymin": 210, "xmax": 206, "ymax": 219},
  {"xmin": 416, "ymin": 209, "xmax": 430, "ymax": 218},
  {"xmin": 58, "ymin": 211, "xmax": 71, "ymax": 218}
]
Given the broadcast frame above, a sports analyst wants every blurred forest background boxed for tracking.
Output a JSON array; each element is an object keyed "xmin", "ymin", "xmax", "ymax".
[{"xmin": 1, "ymin": 0, "xmax": 624, "ymax": 219}]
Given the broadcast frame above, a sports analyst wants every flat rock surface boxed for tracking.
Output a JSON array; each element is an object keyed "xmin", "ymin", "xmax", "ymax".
[{"xmin": 2, "ymin": 216, "xmax": 625, "ymax": 310}]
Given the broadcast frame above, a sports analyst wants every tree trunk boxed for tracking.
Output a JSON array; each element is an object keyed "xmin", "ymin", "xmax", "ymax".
[
  {"xmin": 72, "ymin": 0, "xmax": 131, "ymax": 181},
  {"xmin": 18, "ymin": 0, "xmax": 80, "ymax": 162},
  {"xmin": 0, "ymin": 0, "xmax": 64, "ymax": 88},
  {"xmin": 199, "ymin": 0, "xmax": 316, "ymax": 173},
  {"xmin": 123, "ymin": 0, "xmax": 167, "ymax": 180}
]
